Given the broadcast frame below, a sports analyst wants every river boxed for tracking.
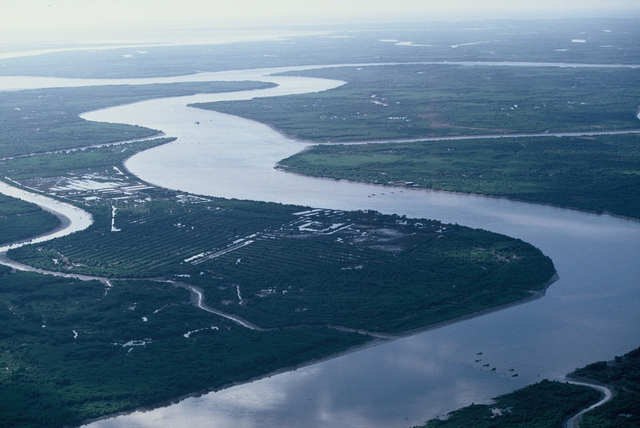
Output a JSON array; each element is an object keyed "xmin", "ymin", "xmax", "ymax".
[
  {"xmin": 0, "ymin": 180, "xmax": 93, "ymax": 253},
  {"xmin": 0, "ymin": 64, "xmax": 638, "ymax": 427}
]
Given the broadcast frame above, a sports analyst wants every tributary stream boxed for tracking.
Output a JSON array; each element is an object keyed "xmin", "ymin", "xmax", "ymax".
[{"xmin": 0, "ymin": 63, "xmax": 638, "ymax": 427}]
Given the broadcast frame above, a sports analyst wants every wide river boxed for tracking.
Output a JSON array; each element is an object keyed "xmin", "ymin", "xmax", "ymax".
[{"xmin": 1, "ymin": 63, "xmax": 639, "ymax": 427}]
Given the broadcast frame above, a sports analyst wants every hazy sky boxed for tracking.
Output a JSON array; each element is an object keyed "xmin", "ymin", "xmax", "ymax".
[{"xmin": 2, "ymin": 0, "xmax": 639, "ymax": 45}]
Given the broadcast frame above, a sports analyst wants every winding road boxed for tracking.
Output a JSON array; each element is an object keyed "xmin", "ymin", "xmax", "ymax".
[{"xmin": 565, "ymin": 380, "xmax": 614, "ymax": 428}]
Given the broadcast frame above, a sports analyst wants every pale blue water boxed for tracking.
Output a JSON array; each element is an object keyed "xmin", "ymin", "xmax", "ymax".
[{"xmin": 82, "ymin": 66, "xmax": 639, "ymax": 427}]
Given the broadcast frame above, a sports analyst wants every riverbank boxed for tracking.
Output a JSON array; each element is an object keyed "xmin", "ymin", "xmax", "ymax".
[
  {"xmin": 416, "ymin": 345, "xmax": 640, "ymax": 428},
  {"xmin": 0, "ymin": 179, "xmax": 92, "ymax": 252},
  {"xmin": 277, "ymin": 132, "xmax": 640, "ymax": 220},
  {"xmin": 68, "ymin": 64, "xmax": 640, "ymax": 428},
  {"xmin": 415, "ymin": 380, "xmax": 602, "ymax": 428}
]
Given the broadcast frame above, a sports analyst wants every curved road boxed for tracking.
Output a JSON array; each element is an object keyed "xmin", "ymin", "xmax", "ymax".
[{"xmin": 565, "ymin": 380, "xmax": 613, "ymax": 428}]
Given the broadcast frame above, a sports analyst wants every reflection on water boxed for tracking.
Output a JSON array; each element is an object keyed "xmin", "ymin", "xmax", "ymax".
[
  {"xmin": 1, "ymin": 65, "xmax": 635, "ymax": 427},
  {"xmin": 78, "ymin": 66, "xmax": 640, "ymax": 427}
]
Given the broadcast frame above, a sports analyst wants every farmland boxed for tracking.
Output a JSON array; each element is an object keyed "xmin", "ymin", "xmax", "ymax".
[{"xmin": 198, "ymin": 64, "xmax": 640, "ymax": 141}]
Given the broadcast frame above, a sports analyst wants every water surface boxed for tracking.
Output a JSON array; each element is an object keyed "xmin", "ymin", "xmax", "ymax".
[
  {"xmin": 78, "ymin": 66, "xmax": 639, "ymax": 427},
  {"xmin": 0, "ymin": 64, "xmax": 637, "ymax": 428}
]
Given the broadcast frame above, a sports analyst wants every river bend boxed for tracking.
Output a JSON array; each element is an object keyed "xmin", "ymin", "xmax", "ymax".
[{"xmin": 0, "ymin": 63, "xmax": 638, "ymax": 428}]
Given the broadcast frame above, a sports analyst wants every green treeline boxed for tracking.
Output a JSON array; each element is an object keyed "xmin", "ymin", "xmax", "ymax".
[
  {"xmin": 0, "ymin": 137, "xmax": 175, "ymax": 180},
  {"xmin": 417, "ymin": 346, "xmax": 640, "ymax": 428},
  {"xmin": 572, "ymin": 347, "xmax": 640, "ymax": 428},
  {"xmin": 0, "ymin": 20, "xmax": 638, "ymax": 79},
  {"xmin": 279, "ymin": 133, "xmax": 640, "ymax": 219}
]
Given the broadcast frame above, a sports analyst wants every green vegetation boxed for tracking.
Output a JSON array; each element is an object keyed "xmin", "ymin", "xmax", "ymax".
[
  {"xmin": 7, "ymin": 200, "xmax": 555, "ymax": 332},
  {"xmin": 0, "ymin": 177, "xmax": 556, "ymax": 427},
  {"xmin": 0, "ymin": 80, "xmax": 275, "ymax": 158},
  {"xmin": 0, "ymin": 137, "xmax": 176, "ymax": 247},
  {"xmin": 571, "ymin": 347, "xmax": 640, "ymax": 428},
  {"xmin": 415, "ymin": 380, "xmax": 601, "ymax": 428},
  {"xmin": 279, "ymin": 133, "xmax": 640, "ymax": 219},
  {"xmin": 196, "ymin": 65, "xmax": 640, "ymax": 140},
  {"xmin": 0, "ymin": 194, "xmax": 60, "ymax": 246},
  {"xmin": 0, "ymin": 269, "xmax": 369, "ymax": 428},
  {"xmin": 4, "ymin": 23, "xmax": 632, "ymax": 427}
]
